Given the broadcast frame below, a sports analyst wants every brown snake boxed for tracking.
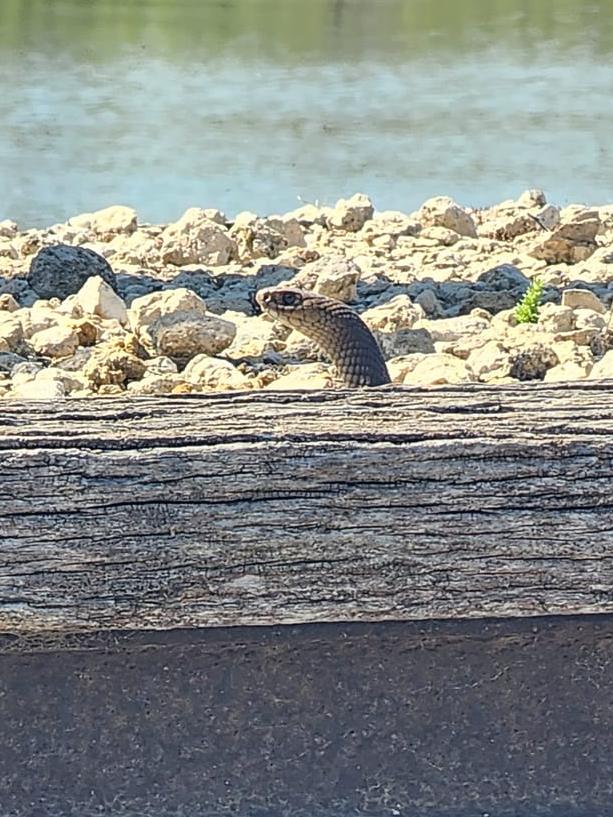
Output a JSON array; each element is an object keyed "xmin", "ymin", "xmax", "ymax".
[{"xmin": 256, "ymin": 287, "xmax": 391, "ymax": 387}]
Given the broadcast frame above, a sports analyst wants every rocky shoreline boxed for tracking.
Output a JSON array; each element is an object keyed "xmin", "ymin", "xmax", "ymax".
[{"xmin": 1, "ymin": 191, "xmax": 612, "ymax": 398}]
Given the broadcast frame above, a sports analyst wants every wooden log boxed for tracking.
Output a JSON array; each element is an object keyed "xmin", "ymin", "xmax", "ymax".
[{"xmin": 1, "ymin": 381, "xmax": 613, "ymax": 634}]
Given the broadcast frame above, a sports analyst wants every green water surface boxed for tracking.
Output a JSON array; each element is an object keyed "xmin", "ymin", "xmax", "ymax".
[{"xmin": 1, "ymin": 0, "xmax": 612, "ymax": 226}]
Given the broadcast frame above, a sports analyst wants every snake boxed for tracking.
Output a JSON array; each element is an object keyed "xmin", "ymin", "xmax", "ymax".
[{"xmin": 255, "ymin": 287, "xmax": 391, "ymax": 387}]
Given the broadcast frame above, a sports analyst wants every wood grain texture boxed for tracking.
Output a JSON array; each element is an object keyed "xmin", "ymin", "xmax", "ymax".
[{"xmin": 1, "ymin": 382, "xmax": 613, "ymax": 634}]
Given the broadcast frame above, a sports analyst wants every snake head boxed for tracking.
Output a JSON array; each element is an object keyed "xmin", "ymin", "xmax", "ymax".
[{"xmin": 255, "ymin": 287, "xmax": 308, "ymax": 322}]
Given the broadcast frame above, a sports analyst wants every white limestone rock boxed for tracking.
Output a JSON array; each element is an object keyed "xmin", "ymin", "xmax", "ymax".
[
  {"xmin": 417, "ymin": 196, "xmax": 477, "ymax": 238},
  {"xmin": 265, "ymin": 362, "xmax": 334, "ymax": 390},
  {"xmin": 561, "ymin": 289, "xmax": 606, "ymax": 313},
  {"xmin": 401, "ymin": 353, "xmax": 475, "ymax": 385},
  {"xmin": 291, "ymin": 255, "xmax": 360, "ymax": 303},
  {"xmin": 70, "ymin": 205, "xmax": 138, "ymax": 241},
  {"xmin": 362, "ymin": 295, "xmax": 425, "ymax": 332},
  {"xmin": 326, "ymin": 194, "xmax": 374, "ymax": 232},
  {"xmin": 161, "ymin": 208, "xmax": 237, "ymax": 266},
  {"xmin": 183, "ymin": 355, "xmax": 250, "ymax": 391},
  {"xmin": 29, "ymin": 324, "xmax": 80, "ymax": 358},
  {"xmin": 74, "ymin": 275, "xmax": 128, "ymax": 324},
  {"xmin": 0, "ymin": 294, "xmax": 19, "ymax": 312}
]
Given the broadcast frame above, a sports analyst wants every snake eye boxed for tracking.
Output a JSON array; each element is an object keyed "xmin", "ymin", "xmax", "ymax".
[{"xmin": 279, "ymin": 291, "xmax": 301, "ymax": 307}]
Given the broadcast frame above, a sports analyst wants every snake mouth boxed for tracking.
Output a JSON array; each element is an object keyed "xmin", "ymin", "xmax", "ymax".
[
  {"xmin": 255, "ymin": 289, "xmax": 277, "ymax": 319},
  {"xmin": 253, "ymin": 289, "xmax": 269, "ymax": 313},
  {"xmin": 255, "ymin": 287, "xmax": 275, "ymax": 309}
]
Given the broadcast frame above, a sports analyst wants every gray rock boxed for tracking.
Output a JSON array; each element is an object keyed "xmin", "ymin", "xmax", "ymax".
[
  {"xmin": 0, "ymin": 276, "xmax": 39, "ymax": 307},
  {"xmin": 376, "ymin": 328, "xmax": 435, "ymax": 358},
  {"xmin": 510, "ymin": 345, "xmax": 559, "ymax": 381},
  {"xmin": 449, "ymin": 264, "xmax": 533, "ymax": 314},
  {"xmin": 163, "ymin": 270, "xmax": 216, "ymax": 302},
  {"xmin": 121, "ymin": 286, "xmax": 161, "ymax": 306},
  {"xmin": 115, "ymin": 271, "xmax": 163, "ymax": 305},
  {"xmin": 0, "ymin": 352, "xmax": 27, "ymax": 373},
  {"xmin": 436, "ymin": 283, "xmax": 475, "ymax": 308},
  {"xmin": 477, "ymin": 264, "xmax": 531, "ymax": 292},
  {"xmin": 458, "ymin": 290, "xmax": 518, "ymax": 315},
  {"xmin": 27, "ymin": 244, "xmax": 117, "ymax": 300},
  {"xmin": 414, "ymin": 288, "xmax": 444, "ymax": 317}
]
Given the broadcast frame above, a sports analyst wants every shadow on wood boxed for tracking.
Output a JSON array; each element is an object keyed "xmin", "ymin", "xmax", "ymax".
[{"xmin": 1, "ymin": 616, "xmax": 612, "ymax": 817}]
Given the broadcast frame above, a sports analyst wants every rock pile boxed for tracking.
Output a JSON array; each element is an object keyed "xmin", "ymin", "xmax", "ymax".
[{"xmin": 1, "ymin": 191, "xmax": 612, "ymax": 398}]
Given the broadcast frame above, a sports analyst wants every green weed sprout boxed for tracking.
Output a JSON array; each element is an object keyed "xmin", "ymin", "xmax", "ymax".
[{"xmin": 514, "ymin": 278, "xmax": 544, "ymax": 324}]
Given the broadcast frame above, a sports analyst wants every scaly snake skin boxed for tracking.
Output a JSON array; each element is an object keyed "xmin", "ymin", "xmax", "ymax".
[{"xmin": 256, "ymin": 287, "xmax": 391, "ymax": 387}]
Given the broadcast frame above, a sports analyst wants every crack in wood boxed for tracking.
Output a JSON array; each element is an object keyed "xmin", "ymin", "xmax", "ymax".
[{"xmin": 1, "ymin": 387, "xmax": 613, "ymax": 633}]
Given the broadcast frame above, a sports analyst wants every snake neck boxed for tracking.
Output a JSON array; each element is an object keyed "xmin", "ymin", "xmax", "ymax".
[{"xmin": 296, "ymin": 308, "xmax": 390, "ymax": 387}]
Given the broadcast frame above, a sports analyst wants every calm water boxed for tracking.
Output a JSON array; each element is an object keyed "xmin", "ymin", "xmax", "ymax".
[{"xmin": 1, "ymin": 0, "xmax": 612, "ymax": 227}]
